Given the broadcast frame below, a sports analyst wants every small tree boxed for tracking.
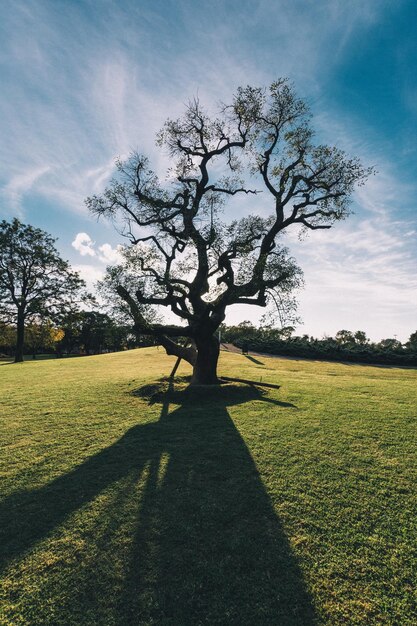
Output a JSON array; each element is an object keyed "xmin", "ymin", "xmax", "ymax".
[
  {"xmin": 335, "ymin": 330, "xmax": 369, "ymax": 347},
  {"xmin": 57, "ymin": 311, "xmax": 83, "ymax": 355},
  {"xmin": 353, "ymin": 330, "xmax": 368, "ymax": 346},
  {"xmin": 25, "ymin": 321, "xmax": 65, "ymax": 358},
  {"xmin": 0, "ymin": 321, "xmax": 15, "ymax": 356},
  {"xmin": 378, "ymin": 338, "xmax": 403, "ymax": 351},
  {"xmin": 407, "ymin": 331, "xmax": 417, "ymax": 351},
  {"xmin": 78, "ymin": 311, "xmax": 117, "ymax": 355},
  {"xmin": 335, "ymin": 330, "xmax": 355, "ymax": 346},
  {"xmin": 0, "ymin": 219, "xmax": 85, "ymax": 362},
  {"xmin": 88, "ymin": 80, "xmax": 371, "ymax": 384}
]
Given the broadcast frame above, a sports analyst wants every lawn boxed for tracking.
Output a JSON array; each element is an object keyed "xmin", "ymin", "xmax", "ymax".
[{"xmin": 1, "ymin": 348, "xmax": 416, "ymax": 625}]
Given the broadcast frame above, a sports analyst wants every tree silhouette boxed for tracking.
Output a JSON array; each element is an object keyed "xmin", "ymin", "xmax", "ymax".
[{"xmin": 88, "ymin": 80, "xmax": 372, "ymax": 384}]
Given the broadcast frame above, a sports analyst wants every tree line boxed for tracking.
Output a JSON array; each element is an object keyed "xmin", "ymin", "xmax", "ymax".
[
  {"xmin": 1, "ymin": 216, "xmax": 415, "ymax": 367},
  {"xmin": 0, "ymin": 312, "xmax": 154, "ymax": 360},
  {"xmin": 222, "ymin": 322, "xmax": 417, "ymax": 367},
  {"xmin": 0, "ymin": 219, "xmax": 153, "ymax": 361}
]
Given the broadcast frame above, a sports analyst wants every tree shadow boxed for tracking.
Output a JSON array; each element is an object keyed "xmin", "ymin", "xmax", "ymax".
[
  {"xmin": 221, "ymin": 375, "xmax": 282, "ymax": 391},
  {"xmin": 244, "ymin": 354, "xmax": 265, "ymax": 365},
  {"xmin": 0, "ymin": 382, "xmax": 315, "ymax": 624}
]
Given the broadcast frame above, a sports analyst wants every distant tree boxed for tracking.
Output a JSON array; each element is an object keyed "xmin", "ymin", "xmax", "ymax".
[
  {"xmin": 57, "ymin": 311, "xmax": 83, "ymax": 355},
  {"xmin": 0, "ymin": 219, "xmax": 85, "ymax": 362},
  {"xmin": 219, "ymin": 322, "xmax": 417, "ymax": 366},
  {"xmin": 107, "ymin": 323, "xmax": 131, "ymax": 351},
  {"xmin": 25, "ymin": 321, "xmax": 65, "ymax": 358},
  {"xmin": 236, "ymin": 321, "xmax": 256, "ymax": 333},
  {"xmin": 407, "ymin": 331, "xmax": 417, "ymax": 350},
  {"xmin": 78, "ymin": 311, "xmax": 114, "ymax": 355},
  {"xmin": 97, "ymin": 260, "xmax": 161, "ymax": 343},
  {"xmin": 335, "ymin": 330, "xmax": 355, "ymax": 346},
  {"xmin": 88, "ymin": 80, "xmax": 372, "ymax": 384},
  {"xmin": 335, "ymin": 330, "xmax": 369, "ymax": 347},
  {"xmin": 0, "ymin": 321, "xmax": 15, "ymax": 355},
  {"xmin": 77, "ymin": 310, "xmax": 135, "ymax": 354},
  {"xmin": 378, "ymin": 338, "xmax": 403, "ymax": 351},
  {"xmin": 354, "ymin": 330, "xmax": 368, "ymax": 345},
  {"xmin": 221, "ymin": 320, "xmax": 258, "ymax": 343},
  {"xmin": 57, "ymin": 310, "xmax": 135, "ymax": 355},
  {"xmin": 278, "ymin": 326, "xmax": 295, "ymax": 340}
]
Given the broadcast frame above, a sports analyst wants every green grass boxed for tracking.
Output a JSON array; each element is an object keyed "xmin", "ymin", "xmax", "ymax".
[{"xmin": 1, "ymin": 348, "xmax": 416, "ymax": 625}]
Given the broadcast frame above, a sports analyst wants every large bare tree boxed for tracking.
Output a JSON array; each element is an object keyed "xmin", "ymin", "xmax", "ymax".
[{"xmin": 88, "ymin": 80, "xmax": 371, "ymax": 384}]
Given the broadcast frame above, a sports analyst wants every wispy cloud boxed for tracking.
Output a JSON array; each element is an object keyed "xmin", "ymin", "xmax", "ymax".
[
  {"xmin": 1, "ymin": 165, "xmax": 50, "ymax": 217},
  {"xmin": 0, "ymin": 0, "xmax": 393, "ymax": 217},
  {"xmin": 285, "ymin": 165, "xmax": 417, "ymax": 341}
]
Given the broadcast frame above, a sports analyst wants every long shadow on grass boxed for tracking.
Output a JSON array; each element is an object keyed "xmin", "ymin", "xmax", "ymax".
[
  {"xmin": 244, "ymin": 354, "xmax": 265, "ymax": 365},
  {"xmin": 0, "ymin": 383, "xmax": 316, "ymax": 625}
]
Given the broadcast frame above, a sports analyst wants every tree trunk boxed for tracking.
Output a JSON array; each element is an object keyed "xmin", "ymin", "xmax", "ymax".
[
  {"xmin": 191, "ymin": 335, "xmax": 220, "ymax": 385},
  {"xmin": 15, "ymin": 312, "xmax": 25, "ymax": 363}
]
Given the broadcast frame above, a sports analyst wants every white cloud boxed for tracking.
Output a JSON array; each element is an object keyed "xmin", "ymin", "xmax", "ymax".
[
  {"xmin": 72, "ymin": 232, "xmax": 123, "ymax": 265},
  {"xmin": 72, "ymin": 263, "xmax": 104, "ymax": 290},
  {"xmin": 72, "ymin": 232, "xmax": 96, "ymax": 257},
  {"xmin": 98, "ymin": 243, "xmax": 123, "ymax": 264}
]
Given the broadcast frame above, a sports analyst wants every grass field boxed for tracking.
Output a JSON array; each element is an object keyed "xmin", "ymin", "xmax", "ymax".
[{"xmin": 1, "ymin": 348, "xmax": 416, "ymax": 625}]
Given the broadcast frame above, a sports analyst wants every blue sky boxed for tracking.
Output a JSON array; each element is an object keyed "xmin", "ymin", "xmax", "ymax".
[{"xmin": 1, "ymin": 0, "xmax": 416, "ymax": 341}]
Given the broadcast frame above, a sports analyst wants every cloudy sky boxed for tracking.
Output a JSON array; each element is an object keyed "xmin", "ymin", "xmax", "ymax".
[{"xmin": 1, "ymin": 0, "xmax": 416, "ymax": 341}]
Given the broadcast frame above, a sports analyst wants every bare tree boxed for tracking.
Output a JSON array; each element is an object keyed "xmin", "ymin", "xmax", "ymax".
[{"xmin": 88, "ymin": 80, "xmax": 372, "ymax": 384}]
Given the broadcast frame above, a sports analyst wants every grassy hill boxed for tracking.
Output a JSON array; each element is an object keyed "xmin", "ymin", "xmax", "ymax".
[{"xmin": 1, "ymin": 348, "xmax": 416, "ymax": 625}]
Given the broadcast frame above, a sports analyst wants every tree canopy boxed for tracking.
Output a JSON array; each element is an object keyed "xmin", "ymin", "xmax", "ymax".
[
  {"xmin": 88, "ymin": 80, "xmax": 372, "ymax": 384},
  {"xmin": 0, "ymin": 218, "xmax": 85, "ymax": 362}
]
